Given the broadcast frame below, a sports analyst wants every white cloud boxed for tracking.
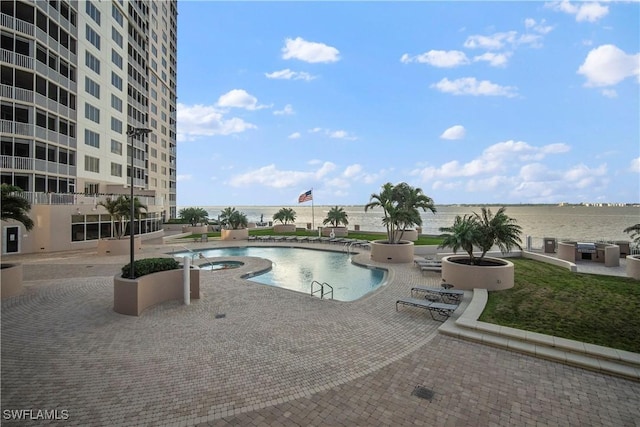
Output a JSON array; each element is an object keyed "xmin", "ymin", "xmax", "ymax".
[
  {"xmin": 228, "ymin": 161, "xmax": 336, "ymax": 189},
  {"xmin": 343, "ymin": 164, "xmax": 363, "ymax": 178},
  {"xmin": 463, "ymin": 31, "xmax": 542, "ymax": 50},
  {"xmin": 473, "ymin": 52, "xmax": 511, "ymax": 67},
  {"xmin": 577, "ymin": 44, "xmax": 640, "ymax": 87},
  {"xmin": 176, "ymin": 174, "xmax": 192, "ymax": 182},
  {"xmin": 431, "ymin": 77, "xmax": 518, "ymax": 97},
  {"xmin": 630, "ymin": 157, "xmax": 640, "ymax": 173},
  {"xmin": 273, "ymin": 104, "xmax": 295, "ymax": 115},
  {"xmin": 177, "ymin": 103, "xmax": 256, "ymax": 141},
  {"xmin": 601, "ymin": 89, "xmax": 618, "ymax": 98},
  {"xmin": 282, "ymin": 37, "xmax": 340, "ymax": 63},
  {"xmin": 329, "ymin": 130, "xmax": 357, "ymax": 140},
  {"xmin": 217, "ymin": 89, "xmax": 269, "ymax": 110},
  {"xmin": 288, "ymin": 132, "xmax": 301, "ymax": 139},
  {"xmin": 563, "ymin": 163, "xmax": 608, "ymax": 188},
  {"xmin": 265, "ymin": 69, "xmax": 316, "ymax": 81},
  {"xmin": 400, "ymin": 50, "xmax": 469, "ymax": 68},
  {"xmin": 440, "ymin": 125, "xmax": 466, "ymax": 140},
  {"xmin": 524, "ymin": 18, "xmax": 554, "ymax": 35},
  {"xmin": 546, "ymin": 1, "xmax": 609, "ymax": 22}
]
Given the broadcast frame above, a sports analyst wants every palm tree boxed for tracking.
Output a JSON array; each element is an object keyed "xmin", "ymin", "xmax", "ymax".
[
  {"xmin": 438, "ymin": 214, "xmax": 480, "ymax": 264},
  {"xmin": 323, "ymin": 206, "xmax": 349, "ymax": 227},
  {"xmin": 624, "ymin": 224, "xmax": 640, "ymax": 246},
  {"xmin": 438, "ymin": 206, "xmax": 522, "ymax": 265},
  {"xmin": 219, "ymin": 207, "xmax": 247, "ymax": 230},
  {"xmin": 97, "ymin": 196, "xmax": 128, "ymax": 238},
  {"xmin": 365, "ymin": 182, "xmax": 436, "ymax": 243},
  {"xmin": 273, "ymin": 207, "xmax": 296, "ymax": 225},
  {"xmin": 121, "ymin": 196, "xmax": 148, "ymax": 237},
  {"xmin": 179, "ymin": 207, "xmax": 209, "ymax": 226},
  {"xmin": 219, "ymin": 207, "xmax": 237, "ymax": 229},
  {"xmin": 0, "ymin": 184, "xmax": 34, "ymax": 231}
]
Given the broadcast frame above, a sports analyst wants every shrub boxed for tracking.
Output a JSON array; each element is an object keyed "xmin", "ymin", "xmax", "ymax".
[{"xmin": 121, "ymin": 257, "xmax": 180, "ymax": 279}]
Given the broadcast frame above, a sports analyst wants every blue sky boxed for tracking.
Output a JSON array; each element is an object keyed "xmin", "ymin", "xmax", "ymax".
[{"xmin": 176, "ymin": 1, "xmax": 639, "ymax": 207}]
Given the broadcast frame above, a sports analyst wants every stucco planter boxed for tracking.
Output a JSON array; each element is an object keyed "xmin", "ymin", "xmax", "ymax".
[
  {"xmin": 393, "ymin": 229, "xmax": 418, "ymax": 242},
  {"xmin": 96, "ymin": 236, "xmax": 142, "ymax": 256},
  {"xmin": 1, "ymin": 263, "xmax": 23, "ymax": 299},
  {"xmin": 370, "ymin": 240, "xmax": 414, "ymax": 263},
  {"xmin": 273, "ymin": 224, "xmax": 296, "ymax": 233},
  {"xmin": 321, "ymin": 227, "xmax": 348, "ymax": 237},
  {"xmin": 627, "ymin": 255, "xmax": 640, "ymax": 280},
  {"xmin": 221, "ymin": 228, "xmax": 249, "ymax": 241},
  {"xmin": 441, "ymin": 255, "xmax": 514, "ymax": 291},
  {"xmin": 114, "ymin": 268, "xmax": 200, "ymax": 316}
]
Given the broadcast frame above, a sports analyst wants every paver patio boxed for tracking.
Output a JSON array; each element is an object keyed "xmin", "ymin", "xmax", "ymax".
[{"xmin": 2, "ymin": 241, "xmax": 639, "ymax": 426}]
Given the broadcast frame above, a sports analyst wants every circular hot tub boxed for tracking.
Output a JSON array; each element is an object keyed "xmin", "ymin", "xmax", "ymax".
[{"xmin": 200, "ymin": 261, "xmax": 244, "ymax": 271}]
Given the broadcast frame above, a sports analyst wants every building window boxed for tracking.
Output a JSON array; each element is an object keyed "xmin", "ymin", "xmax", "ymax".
[
  {"xmin": 84, "ymin": 129, "xmax": 100, "ymax": 148},
  {"xmin": 150, "ymin": 162, "xmax": 157, "ymax": 172},
  {"xmin": 111, "ymin": 162, "xmax": 122, "ymax": 177},
  {"xmin": 111, "ymin": 72, "xmax": 123, "ymax": 91},
  {"xmin": 112, "ymin": 4, "xmax": 123, "ymax": 26},
  {"xmin": 85, "ymin": 51, "xmax": 100, "ymax": 74},
  {"xmin": 111, "ymin": 139, "xmax": 122, "ymax": 155},
  {"xmin": 86, "ymin": 1, "xmax": 101, "ymax": 25},
  {"xmin": 85, "ymin": 25, "xmax": 101, "ymax": 50},
  {"xmin": 84, "ymin": 77, "xmax": 100, "ymax": 99},
  {"xmin": 111, "ymin": 27, "xmax": 123, "ymax": 48},
  {"xmin": 150, "ymin": 147, "xmax": 157, "ymax": 158},
  {"xmin": 85, "ymin": 103, "xmax": 100, "ymax": 123},
  {"xmin": 111, "ymin": 49, "xmax": 123, "ymax": 69},
  {"xmin": 111, "ymin": 117, "xmax": 123, "ymax": 134},
  {"xmin": 111, "ymin": 94, "xmax": 123, "ymax": 112},
  {"xmin": 84, "ymin": 155, "xmax": 100, "ymax": 173}
]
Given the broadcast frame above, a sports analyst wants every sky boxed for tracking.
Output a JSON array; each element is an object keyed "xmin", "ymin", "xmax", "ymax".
[{"xmin": 176, "ymin": 1, "xmax": 640, "ymax": 207}]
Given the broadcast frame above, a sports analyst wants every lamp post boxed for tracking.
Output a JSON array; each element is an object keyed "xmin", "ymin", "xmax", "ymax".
[{"xmin": 126, "ymin": 127, "xmax": 151, "ymax": 279}]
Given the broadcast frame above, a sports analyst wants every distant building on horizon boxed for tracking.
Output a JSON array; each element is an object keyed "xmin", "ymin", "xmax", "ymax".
[{"xmin": 1, "ymin": 0, "xmax": 178, "ymax": 254}]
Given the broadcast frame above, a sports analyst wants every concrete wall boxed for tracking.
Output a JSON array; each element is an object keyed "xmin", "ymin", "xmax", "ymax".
[
  {"xmin": 626, "ymin": 255, "xmax": 640, "ymax": 280},
  {"xmin": 221, "ymin": 228, "xmax": 249, "ymax": 241},
  {"xmin": 273, "ymin": 224, "xmax": 296, "ymax": 233},
  {"xmin": 522, "ymin": 251, "xmax": 577, "ymax": 272}
]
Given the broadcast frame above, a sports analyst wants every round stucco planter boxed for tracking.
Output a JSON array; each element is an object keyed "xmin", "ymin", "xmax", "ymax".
[
  {"xmin": 221, "ymin": 228, "xmax": 249, "ymax": 241},
  {"xmin": 321, "ymin": 227, "xmax": 348, "ymax": 237},
  {"xmin": 370, "ymin": 240, "xmax": 414, "ymax": 263},
  {"xmin": 1, "ymin": 263, "xmax": 23, "ymax": 299},
  {"xmin": 393, "ymin": 229, "xmax": 418, "ymax": 242},
  {"xmin": 627, "ymin": 255, "xmax": 640, "ymax": 280},
  {"xmin": 273, "ymin": 224, "xmax": 296, "ymax": 233},
  {"xmin": 96, "ymin": 236, "xmax": 143, "ymax": 256},
  {"xmin": 441, "ymin": 255, "xmax": 514, "ymax": 291},
  {"xmin": 114, "ymin": 268, "xmax": 200, "ymax": 316}
]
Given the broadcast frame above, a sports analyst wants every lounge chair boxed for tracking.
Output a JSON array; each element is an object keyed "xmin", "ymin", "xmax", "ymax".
[
  {"xmin": 395, "ymin": 297, "xmax": 458, "ymax": 321},
  {"xmin": 272, "ymin": 236, "xmax": 285, "ymax": 242},
  {"xmin": 307, "ymin": 237, "xmax": 320, "ymax": 243},
  {"xmin": 420, "ymin": 265, "xmax": 442, "ymax": 274},
  {"xmin": 410, "ymin": 286, "xmax": 464, "ymax": 303},
  {"xmin": 248, "ymin": 235, "xmax": 257, "ymax": 241}
]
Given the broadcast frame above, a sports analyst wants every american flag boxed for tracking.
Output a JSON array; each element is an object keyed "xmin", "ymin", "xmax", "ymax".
[{"xmin": 298, "ymin": 189, "xmax": 313, "ymax": 203}]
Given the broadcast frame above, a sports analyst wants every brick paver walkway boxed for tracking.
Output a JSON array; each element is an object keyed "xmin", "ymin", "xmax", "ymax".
[{"xmin": 2, "ymin": 242, "xmax": 639, "ymax": 426}]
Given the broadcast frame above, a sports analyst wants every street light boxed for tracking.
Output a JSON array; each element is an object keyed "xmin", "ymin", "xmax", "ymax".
[{"xmin": 126, "ymin": 127, "xmax": 151, "ymax": 279}]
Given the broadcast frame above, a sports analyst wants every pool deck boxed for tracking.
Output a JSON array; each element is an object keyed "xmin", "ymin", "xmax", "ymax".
[{"xmin": 1, "ymin": 239, "xmax": 639, "ymax": 426}]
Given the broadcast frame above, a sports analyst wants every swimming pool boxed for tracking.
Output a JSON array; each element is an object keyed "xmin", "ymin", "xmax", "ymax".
[{"xmin": 173, "ymin": 247, "xmax": 386, "ymax": 302}]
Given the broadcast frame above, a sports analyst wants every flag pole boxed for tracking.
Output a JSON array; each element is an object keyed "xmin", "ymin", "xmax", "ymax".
[{"xmin": 311, "ymin": 187, "xmax": 315, "ymax": 230}]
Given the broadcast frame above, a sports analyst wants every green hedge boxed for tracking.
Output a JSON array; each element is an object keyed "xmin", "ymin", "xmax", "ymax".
[{"xmin": 122, "ymin": 257, "xmax": 180, "ymax": 279}]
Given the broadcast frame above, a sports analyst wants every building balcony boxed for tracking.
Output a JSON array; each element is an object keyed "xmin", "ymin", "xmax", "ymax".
[
  {"xmin": 1, "ymin": 13, "xmax": 35, "ymax": 38},
  {"xmin": 1, "ymin": 49, "xmax": 34, "ymax": 70},
  {"xmin": 5, "ymin": 191, "xmax": 160, "ymax": 207}
]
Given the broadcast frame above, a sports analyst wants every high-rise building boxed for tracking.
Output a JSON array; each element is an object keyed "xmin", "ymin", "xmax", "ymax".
[{"xmin": 1, "ymin": 0, "xmax": 178, "ymax": 254}]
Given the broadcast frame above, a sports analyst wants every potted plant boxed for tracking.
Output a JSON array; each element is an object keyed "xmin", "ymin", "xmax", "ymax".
[
  {"xmin": 624, "ymin": 224, "xmax": 640, "ymax": 280},
  {"xmin": 438, "ymin": 207, "xmax": 522, "ymax": 290},
  {"xmin": 114, "ymin": 257, "xmax": 200, "ymax": 316},
  {"xmin": 219, "ymin": 207, "xmax": 249, "ymax": 241},
  {"xmin": 96, "ymin": 195, "xmax": 147, "ymax": 255},
  {"xmin": 1, "ymin": 184, "xmax": 34, "ymax": 298},
  {"xmin": 272, "ymin": 207, "xmax": 297, "ymax": 233},
  {"xmin": 178, "ymin": 207, "xmax": 209, "ymax": 234},
  {"xmin": 364, "ymin": 182, "xmax": 436, "ymax": 263},
  {"xmin": 322, "ymin": 205, "xmax": 349, "ymax": 237}
]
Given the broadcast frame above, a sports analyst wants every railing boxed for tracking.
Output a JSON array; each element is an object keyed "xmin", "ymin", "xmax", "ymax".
[
  {"xmin": 5, "ymin": 191, "xmax": 160, "ymax": 207},
  {"xmin": 310, "ymin": 280, "xmax": 333, "ymax": 300}
]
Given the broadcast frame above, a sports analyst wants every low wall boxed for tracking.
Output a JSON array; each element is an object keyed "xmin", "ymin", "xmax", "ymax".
[
  {"xmin": 557, "ymin": 241, "xmax": 576, "ymax": 262},
  {"xmin": 321, "ymin": 227, "xmax": 348, "ymax": 237},
  {"xmin": 114, "ymin": 268, "xmax": 200, "ymax": 316},
  {"xmin": 221, "ymin": 229, "xmax": 249, "ymax": 241},
  {"xmin": 273, "ymin": 224, "xmax": 296, "ymax": 233},
  {"xmin": 627, "ymin": 255, "xmax": 640, "ymax": 280},
  {"xmin": 96, "ymin": 236, "xmax": 142, "ymax": 256},
  {"xmin": 1, "ymin": 263, "xmax": 23, "ymax": 299},
  {"xmin": 522, "ymin": 251, "xmax": 577, "ymax": 272}
]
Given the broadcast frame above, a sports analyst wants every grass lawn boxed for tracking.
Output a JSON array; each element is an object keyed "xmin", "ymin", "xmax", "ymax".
[
  {"xmin": 480, "ymin": 258, "xmax": 640, "ymax": 353},
  {"xmin": 185, "ymin": 228, "xmax": 443, "ymax": 246}
]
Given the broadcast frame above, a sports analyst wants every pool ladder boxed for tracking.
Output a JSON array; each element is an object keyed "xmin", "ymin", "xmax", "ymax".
[{"xmin": 310, "ymin": 280, "xmax": 334, "ymax": 300}]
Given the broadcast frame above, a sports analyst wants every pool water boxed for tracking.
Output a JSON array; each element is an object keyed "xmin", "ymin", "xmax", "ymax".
[{"xmin": 176, "ymin": 247, "xmax": 386, "ymax": 301}]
